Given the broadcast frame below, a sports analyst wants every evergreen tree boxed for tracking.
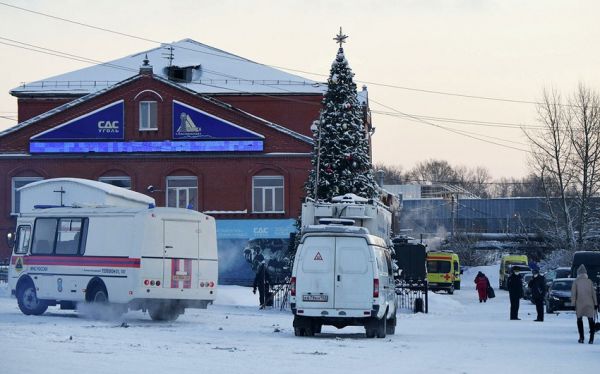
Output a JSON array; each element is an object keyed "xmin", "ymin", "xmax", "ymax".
[{"xmin": 306, "ymin": 29, "xmax": 378, "ymax": 201}]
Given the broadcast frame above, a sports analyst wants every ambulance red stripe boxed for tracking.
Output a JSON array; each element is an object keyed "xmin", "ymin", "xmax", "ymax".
[
  {"xmin": 13, "ymin": 256, "xmax": 140, "ymax": 268},
  {"xmin": 171, "ymin": 258, "xmax": 179, "ymax": 288}
]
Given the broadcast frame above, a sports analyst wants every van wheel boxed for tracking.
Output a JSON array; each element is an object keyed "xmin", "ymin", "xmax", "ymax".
[
  {"xmin": 448, "ymin": 285, "xmax": 454, "ymax": 295},
  {"xmin": 365, "ymin": 327, "xmax": 376, "ymax": 338},
  {"xmin": 17, "ymin": 281, "xmax": 48, "ymax": 316},
  {"xmin": 376, "ymin": 316, "xmax": 387, "ymax": 338},
  {"xmin": 294, "ymin": 327, "xmax": 305, "ymax": 336},
  {"xmin": 304, "ymin": 326, "xmax": 315, "ymax": 337},
  {"xmin": 386, "ymin": 315, "xmax": 396, "ymax": 335},
  {"xmin": 148, "ymin": 304, "xmax": 180, "ymax": 321}
]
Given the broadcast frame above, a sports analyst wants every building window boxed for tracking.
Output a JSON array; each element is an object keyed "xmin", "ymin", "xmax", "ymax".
[
  {"xmin": 99, "ymin": 176, "xmax": 132, "ymax": 189},
  {"xmin": 253, "ymin": 176, "xmax": 284, "ymax": 213},
  {"xmin": 166, "ymin": 176, "xmax": 198, "ymax": 210},
  {"xmin": 139, "ymin": 101, "xmax": 157, "ymax": 130},
  {"xmin": 12, "ymin": 177, "xmax": 43, "ymax": 214}
]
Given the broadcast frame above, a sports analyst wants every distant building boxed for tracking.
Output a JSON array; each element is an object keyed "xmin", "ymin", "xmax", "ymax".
[{"xmin": 0, "ymin": 39, "xmax": 373, "ymax": 284}]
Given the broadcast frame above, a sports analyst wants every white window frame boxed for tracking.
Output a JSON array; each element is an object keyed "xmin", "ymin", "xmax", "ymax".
[
  {"xmin": 166, "ymin": 176, "xmax": 198, "ymax": 210},
  {"xmin": 139, "ymin": 101, "xmax": 158, "ymax": 131},
  {"xmin": 98, "ymin": 176, "xmax": 132, "ymax": 190},
  {"xmin": 252, "ymin": 176, "xmax": 284, "ymax": 213},
  {"xmin": 12, "ymin": 177, "xmax": 43, "ymax": 215}
]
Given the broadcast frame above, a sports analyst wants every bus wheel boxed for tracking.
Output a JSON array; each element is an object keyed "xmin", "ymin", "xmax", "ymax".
[
  {"xmin": 86, "ymin": 284, "xmax": 113, "ymax": 320},
  {"xmin": 17, "ymin": 281, "xmax": 48, "ymax": 316},
  {"xmin": 148, "ymin": 304, "xmax": 180, "ymax": 321}
]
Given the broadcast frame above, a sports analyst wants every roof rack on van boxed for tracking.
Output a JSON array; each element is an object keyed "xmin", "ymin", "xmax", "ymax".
[
  {"xmin": 303, "ymin": 225, "xmax": 370, "ymax": 235},
  {"xmin": 318, "ymin": 218, "xmax": 355, "ymax": 226}
]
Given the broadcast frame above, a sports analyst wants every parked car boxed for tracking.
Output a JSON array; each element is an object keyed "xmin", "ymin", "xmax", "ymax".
[
  {"xmin": 521, "ymin": 272, "xmax": 533, "ymax": 300},
  {"xmin": 545, "ymin": 267, "xmax": 571, "ymax": 289},
  {"xmin": 545, "ymin": 278, "xmax": 575, "ymax": 313}
]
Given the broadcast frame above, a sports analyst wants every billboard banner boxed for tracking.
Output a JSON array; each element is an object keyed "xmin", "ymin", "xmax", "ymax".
[
  {"xmin": 32, "ymin": 100, "xmax": 124, "ymax": 141},
  {"xmin": 172, "ymin": 100, "xmax": 264, "ymax": 140},
  {"xmin": 215, "ymin": 219, "xmax": 296, "ymax": 240}
]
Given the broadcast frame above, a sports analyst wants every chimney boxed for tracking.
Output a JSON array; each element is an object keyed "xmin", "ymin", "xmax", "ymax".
[{"xmin": 139, "ymin": 54, "xmax": 153, "ymax": 75}]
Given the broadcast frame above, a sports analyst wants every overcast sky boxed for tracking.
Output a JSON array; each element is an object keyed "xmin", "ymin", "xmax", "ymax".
[{"xmin": 0, "ymin": 0, "xmax": 598, "ymax": 179}]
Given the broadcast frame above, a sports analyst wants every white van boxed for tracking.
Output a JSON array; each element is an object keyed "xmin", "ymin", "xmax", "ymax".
[
  {"xmin": 8, "ymin": 205, "xmax": 218, "ymax": 321},
  {"xmin": 290, "ymin": 225, "xmax": 397, "ymax": 338}
]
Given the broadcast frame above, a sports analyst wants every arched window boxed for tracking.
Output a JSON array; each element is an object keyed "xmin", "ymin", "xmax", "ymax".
[{"xmin": 12, "ymin": 176, "xmax": 43, "ymax": 214}]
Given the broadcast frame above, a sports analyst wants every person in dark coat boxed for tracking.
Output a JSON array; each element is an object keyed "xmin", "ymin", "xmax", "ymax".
[
  {"xmin": 253, "ymin": 261, "xmax": 271, "ymax": 309},
  {"xmin": 507, "ymin": 267, "xmax": 523, "ymax": 320},
  {"xmin": 528, "ymin": 269, "xmax": 546, "ymax": 322},
  {"xmin": 474, "ymin": 271, "xmax": 490, "ymax": 303}
]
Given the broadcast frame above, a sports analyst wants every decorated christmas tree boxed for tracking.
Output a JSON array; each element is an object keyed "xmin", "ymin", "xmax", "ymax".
[{"xmin": 306, "ymin": 28, "xmax": 379, "ymax": 201}]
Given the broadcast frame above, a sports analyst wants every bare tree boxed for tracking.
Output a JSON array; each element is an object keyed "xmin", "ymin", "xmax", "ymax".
[
  {"xmin": 409, "ymin": 159, "xmax": 458, "ymax": 183},
  {"xmin": 373, "ymin": 163, "xmax": 409, "ymax": 184},
  {"xmin": 525, "ymin": 89, "xmax": 575, "ymax": 249},
  {"xmin": 568, "ymin": 84, "xmax": 600, "ymax": 246}
]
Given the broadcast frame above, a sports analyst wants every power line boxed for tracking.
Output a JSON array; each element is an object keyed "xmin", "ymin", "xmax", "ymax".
[
  {"xmin": 0, "ymin": 34, "xmax": 536, "ymax": 149},
  {"xmin": 369, "ymin": 98, "xmax": 530, "ymax": 152},
  {"xmin": 0, "ymin": 0, "xmax": 576, "ymax": 108},
  {"xmin": 0, "ymin": 39, "xmax": 136, "ymax": 73},
  {"xmin": 371, "ymin": 110, "xmax": 544, "ymax": 129}
]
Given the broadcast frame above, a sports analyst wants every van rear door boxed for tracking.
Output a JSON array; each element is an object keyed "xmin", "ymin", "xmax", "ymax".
[
  {"xmin": 163, "ymin": 220, "xmax": 199, "ymax": 289},
  {"xmin": 296, "ymin": 237, "xmax": 335, "ymax": 309},
  {"xmin": 334, "ymin": 237, "xmax": 372, "ymax": 310}
]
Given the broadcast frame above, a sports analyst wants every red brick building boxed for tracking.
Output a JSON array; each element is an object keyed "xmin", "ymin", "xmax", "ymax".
[{"xmin": 0, "ymin": 39, "xmax": 371, "ymax": 284}]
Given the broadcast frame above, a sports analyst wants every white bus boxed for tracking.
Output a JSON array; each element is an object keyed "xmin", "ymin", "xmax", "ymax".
[{"xmin": 7, "ymin": 179, "xmax": 218, "ymax": 321}]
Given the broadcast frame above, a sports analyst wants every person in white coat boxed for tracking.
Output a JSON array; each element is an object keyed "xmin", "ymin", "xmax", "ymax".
[{"xmin": 571, "ymin": 264, "xmax": 598, "ymax": 344}]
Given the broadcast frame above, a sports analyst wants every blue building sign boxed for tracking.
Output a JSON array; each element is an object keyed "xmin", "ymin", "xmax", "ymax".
[
  {"xmin": 216, "ymin": 219, "xmax": 296, "ymax": 240},
  {"xmin": 172, "ymin": 100, "xmax": 264, "ymax": 140},
  {"xmin": 32, "ymin": 100, "xmax": 124, "ymax": 141}
]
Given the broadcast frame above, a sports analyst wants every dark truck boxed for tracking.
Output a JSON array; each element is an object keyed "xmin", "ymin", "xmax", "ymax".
[{"xmin": 571, "ymin": 251, "xmax": 600, "ymax": 298}]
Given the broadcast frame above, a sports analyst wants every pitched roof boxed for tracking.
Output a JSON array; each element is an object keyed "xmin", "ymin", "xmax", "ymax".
[
  {"xmin": 0, "ymin": 73, "xmax": 314, "ymax": 146},
  {"xmin": 11, "ymin": 39, "xmax": 326, "ymax": 97}
]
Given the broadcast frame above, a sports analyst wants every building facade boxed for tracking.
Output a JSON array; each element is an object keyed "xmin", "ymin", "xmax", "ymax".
[{"xmin": 0, "ymin": 39, "xmax": 372, "ymax": 284}]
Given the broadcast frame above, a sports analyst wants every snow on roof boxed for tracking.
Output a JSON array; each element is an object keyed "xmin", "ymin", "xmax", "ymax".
[
  {"xmin": 18, "ymin": 178, "xmax": 155, "ymax": 212},
  {"xmin": 11, "ymin": 39, "xmax": 326, "ymax": 96}
]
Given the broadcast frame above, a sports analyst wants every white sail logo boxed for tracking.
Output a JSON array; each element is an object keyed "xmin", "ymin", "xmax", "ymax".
[{"xmin": 176, "ymin": 112, "xmax": 201, "ymax": 138}]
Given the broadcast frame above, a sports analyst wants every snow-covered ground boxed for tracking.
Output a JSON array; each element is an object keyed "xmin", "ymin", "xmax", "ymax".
[{"xmin": 0, "ymin": 265, "xmax": 596, "ymax": 374}]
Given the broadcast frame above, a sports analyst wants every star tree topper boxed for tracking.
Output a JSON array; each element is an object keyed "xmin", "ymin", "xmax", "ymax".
[{"xmin": 333, "ymin": 27, "xmax": 348, "ymax": 48}]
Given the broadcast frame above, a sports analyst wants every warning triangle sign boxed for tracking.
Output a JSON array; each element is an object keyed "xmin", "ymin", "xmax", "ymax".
[{"xmin": 314, "ymin": 252, "xmax": 323, "ymax": 261}]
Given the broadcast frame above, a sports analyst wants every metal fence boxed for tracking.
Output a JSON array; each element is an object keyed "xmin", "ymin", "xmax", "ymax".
[
  {"xmin": 271, "ymin": 282, "xmax": 291, "ymax": 311},
  {"xmin": 396, "ymin": 280, "xmax": 428, "ymax": 313}
]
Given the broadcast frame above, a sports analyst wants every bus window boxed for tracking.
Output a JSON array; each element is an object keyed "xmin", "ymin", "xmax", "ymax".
[
  {"xmin": 14, "ymin": 226, "xmax": 31, "ymax": 254},
  {"xmin": 32, "ymin": 218, "xmax": 57, "ymax": 255},
  {"xmin": 56, "ymin": 218, "xmax": 86, "ymax": 255}
]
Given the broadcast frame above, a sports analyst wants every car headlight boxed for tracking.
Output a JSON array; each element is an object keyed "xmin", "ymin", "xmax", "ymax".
[{"xmin": 551, "ymin": 296, "xmax": 560, "ymax": 301}]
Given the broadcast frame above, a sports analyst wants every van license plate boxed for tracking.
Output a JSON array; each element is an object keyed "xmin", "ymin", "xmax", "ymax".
[{"xmin": 303, "ymin": 294, "xmax": 328, "ymax": 302}]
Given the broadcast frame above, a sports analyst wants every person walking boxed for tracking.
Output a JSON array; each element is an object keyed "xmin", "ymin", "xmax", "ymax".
[
  {"xmin": 253, "ymin": 261, "xmax": 271, "ymax": 309},
  {"xmin": 571, "ymin": 264, "xmax": 598, "ymax": 344},
  {"xmin": 474, "ymin": 271, "xmax": 489, "ymax": 303},
  {"xmin": 507, "ymin": 267, "xmax": 523, "ymax": 320},
  {"xmin": 528, "ymin": 268, "xmax": 546, "ymax": 322}
]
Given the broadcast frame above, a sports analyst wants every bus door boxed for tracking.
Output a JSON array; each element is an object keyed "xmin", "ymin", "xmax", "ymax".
[{"xmin": 163, "ymin": 220, "xmax": 200, "ymax": 289}]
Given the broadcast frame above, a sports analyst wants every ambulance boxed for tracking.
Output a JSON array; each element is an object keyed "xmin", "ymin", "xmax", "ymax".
[
  {"xmin": 498, "ymin": 254, "xmax": 529, "ymax": 289},
  {"xmin": 7, "ymin": 178, "xmax": 218, "ymax": 321},
  {"xmin": 426, "ymin": 251, "xmax": 461, "ymax": 294}
]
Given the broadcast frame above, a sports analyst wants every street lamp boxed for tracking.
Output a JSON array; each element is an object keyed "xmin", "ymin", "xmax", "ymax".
[{"xmin": 310, "ymin": 120, "xmax": 322, "ymax": 200}]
